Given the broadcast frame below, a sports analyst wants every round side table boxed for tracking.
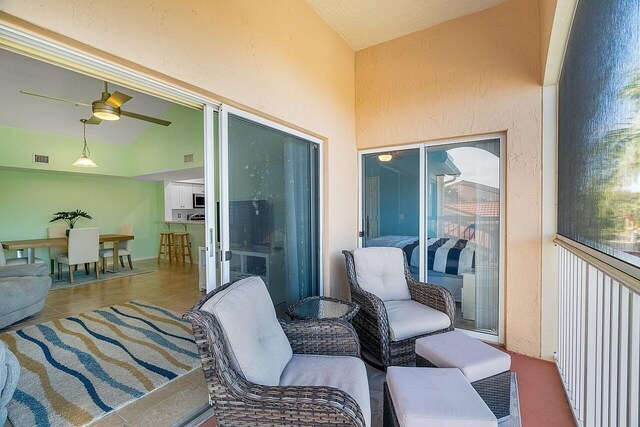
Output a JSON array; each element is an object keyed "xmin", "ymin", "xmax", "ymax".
[{"xmin": 287, "ymin": 296, "xmax": 359, "ymax": 322}]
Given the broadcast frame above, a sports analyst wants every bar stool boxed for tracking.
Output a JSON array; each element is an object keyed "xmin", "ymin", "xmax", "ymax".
[
  {"xmin": 173, "ymin": 232, "xmax": 193, "ymax": 264},
  {"xmin": 157, "ymin": 232, "xmax": 174, "ymax": 263}
]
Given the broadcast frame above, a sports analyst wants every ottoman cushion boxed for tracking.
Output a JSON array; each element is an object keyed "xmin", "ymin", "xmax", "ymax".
[
  {"xmin": 415, "ymin": 331, "xmax": 511, "ymax": 382},
  {"xmin": 387, "ymin": 367, "xmax": 497, "ymax": 427}
]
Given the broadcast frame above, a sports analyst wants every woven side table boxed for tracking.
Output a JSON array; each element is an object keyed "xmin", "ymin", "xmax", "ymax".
[{"xmin": 287, "ymin": 296, "xmax": 359, "ymax": 322}]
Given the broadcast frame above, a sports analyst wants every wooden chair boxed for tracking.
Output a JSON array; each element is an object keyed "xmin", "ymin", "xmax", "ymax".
[
  {"xmin": 99, "ymin": 224, "xmax": 134, "ymax": 273},
  {"xmin": 157, "ymin": 232, "xmax": 174, "ymax": 263},
  {"xmin": 172, "ymin": 232, "xmax": 193, "ymax": 264},
  {"xmin": 57, "ymin": 227, "xmax": 100, "ymax": 283}
]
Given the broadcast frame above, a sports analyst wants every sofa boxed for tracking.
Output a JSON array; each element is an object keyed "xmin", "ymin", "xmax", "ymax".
[{"xmin": 0, "ymin": 263, "xmax": 51, "ymax": 329}]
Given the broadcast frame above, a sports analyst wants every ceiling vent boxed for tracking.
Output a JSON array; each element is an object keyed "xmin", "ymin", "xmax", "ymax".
[
  {"xmin": 34, "ymin": 154, "xmax": 49, "ymax": 164},
  {"xmin": 184, "ymin": 154, "xmax": 194, "ymax": 163}
]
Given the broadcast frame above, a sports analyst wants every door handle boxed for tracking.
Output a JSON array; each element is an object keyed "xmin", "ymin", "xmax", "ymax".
[
  {"xmin": 365, "ymin": 216, "xmax": 370, "ymax": 238},
  {"xmin": 224, "ymin": 250, "xmax": 232, "ymax": 261}
]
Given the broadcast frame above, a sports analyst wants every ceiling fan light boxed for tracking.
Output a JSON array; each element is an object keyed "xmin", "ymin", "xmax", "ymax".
[
  {"xmin": 93, "ymin": 110, "xmax": 119, "ymax": 121},
  {"xmin": 72, "ymin": 156, "xmax": 98, "ymax": 167},
  {"xmin": 378, "ymin": 153, "xmax": 393, "ymax": 162}
]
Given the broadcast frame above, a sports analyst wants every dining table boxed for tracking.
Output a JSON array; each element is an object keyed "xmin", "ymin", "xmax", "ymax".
[{"xmin": 2, "ymin": 234, "xmax": 135, "ymax": 273}]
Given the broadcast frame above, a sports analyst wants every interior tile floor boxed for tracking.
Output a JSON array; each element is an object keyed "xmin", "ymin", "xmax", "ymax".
[{"xmin": 2, "ymin": 259, "xmax": 575, "ymax": 427}]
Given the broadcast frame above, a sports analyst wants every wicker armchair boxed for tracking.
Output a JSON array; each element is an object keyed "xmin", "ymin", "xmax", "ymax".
[
  {"xmin": 343, "ymin": 248, "xmax": 455, "ymax": 369},
  {"xmin": 184, "ymin": 278, "xmax": 369, "ymax": 427}
]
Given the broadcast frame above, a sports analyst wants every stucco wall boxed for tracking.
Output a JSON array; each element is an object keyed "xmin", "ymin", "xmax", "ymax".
[
  {"xmin": 355, "ymin": 0, "xmax": 543, "ymax": 356},
  {"xmin": 0, "ymin": 0, "xmax": 358, "ymax": 299}
]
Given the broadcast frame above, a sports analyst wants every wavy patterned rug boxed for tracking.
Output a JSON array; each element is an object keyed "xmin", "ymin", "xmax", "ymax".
[{"xmin": 1, "ymin": 301, "xmax": 200, "ymax": 427}]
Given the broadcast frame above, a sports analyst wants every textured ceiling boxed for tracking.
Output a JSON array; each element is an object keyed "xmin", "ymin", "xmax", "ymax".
[
  {"xmin": 306, "ymin": 0, "xmax": 508, "ymax": 50},
  {"xmin": 0, "ymin": 49, "xmax": 174, "ymax": 146}
]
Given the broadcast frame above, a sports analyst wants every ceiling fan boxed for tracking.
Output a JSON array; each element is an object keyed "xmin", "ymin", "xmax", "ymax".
[{"xmin": 19, "ymin": 81, "xmax": 171, "ymax": 126}]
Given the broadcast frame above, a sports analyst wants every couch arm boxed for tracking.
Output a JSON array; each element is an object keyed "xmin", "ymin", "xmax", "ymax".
[
  {"xmin": 407, "ymin": 277, "xmax": 456, "ymax": 325},
  {"xmin": 0, "ymin": 264, "xmax": 50, "ymax": 278},
  {"xmin": 280, "ymin": 319, "xmax": 361, "ymax": 357}
]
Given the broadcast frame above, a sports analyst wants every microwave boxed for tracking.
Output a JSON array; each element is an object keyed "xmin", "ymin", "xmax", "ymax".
[{"xmin": 193, "ymin": 193, "xmax": 205, "ymax": 208}]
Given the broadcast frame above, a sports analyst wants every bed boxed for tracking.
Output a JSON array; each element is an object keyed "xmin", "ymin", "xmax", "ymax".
[{"xmin": 366, "ymin": 235, "xmax": 476, "ymax": 302}]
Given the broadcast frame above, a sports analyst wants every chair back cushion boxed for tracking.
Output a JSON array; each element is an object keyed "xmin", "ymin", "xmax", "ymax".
[
  {"xmin": 353, "ymin": 247, "xmax": 411, "ymax": 301},
  {"xmin": 119, "ymin": 224, "xmax": 134, "ymax": 251},
  {"xmin": 68, "ymin": 228, "xmax": 100, "ymax": 265},
  {"xmin": 200, "ymin": 276, "xmax": 293, "ymax": 386},
  {"xmin": 47, "ymin": 226, "xmax": 67, "ymax": 259}
]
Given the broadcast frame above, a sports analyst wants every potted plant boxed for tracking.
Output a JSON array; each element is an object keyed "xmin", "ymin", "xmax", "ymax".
[{"xmin": 50, "ymin": 210, "xmax": 93, "ymax": 235}]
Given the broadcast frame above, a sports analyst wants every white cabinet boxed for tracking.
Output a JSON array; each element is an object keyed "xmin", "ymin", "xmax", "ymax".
[
  {"xmin": 193, "ymin": 184, "xmax": 205, "ymax": 195},
  {"xmin": 169, "ymin": 182, "xmax": 194, "ymax": 209}
]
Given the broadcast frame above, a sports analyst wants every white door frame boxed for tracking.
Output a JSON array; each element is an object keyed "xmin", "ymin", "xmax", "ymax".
[
  {"xmin": 218, "ymin": 104, "xmax": 324, "ymax": 294},
  {"xmin": 357, "ymin": 134, "xmax": 506, "ymax": 344}
]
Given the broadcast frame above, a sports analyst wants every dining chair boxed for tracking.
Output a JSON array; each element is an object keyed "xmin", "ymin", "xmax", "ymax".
[
  {"xmin": 57, "ymin": 227, "xmax": 100, "ymax": 283},
  {"xmin": 99, "ymin": 224, "xmax": 134, "ymax": 273},
  {"xmin": 47, "ymin": 226, "xmax": 67, "ymax": 274}
]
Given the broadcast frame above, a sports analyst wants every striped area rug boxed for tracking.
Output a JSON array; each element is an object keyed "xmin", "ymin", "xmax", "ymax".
[{"xmin": 1, "ymin": 301, "xmax": 200, "ymax": 427}]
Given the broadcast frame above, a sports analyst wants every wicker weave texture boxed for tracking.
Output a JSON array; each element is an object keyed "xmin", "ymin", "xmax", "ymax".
[
  {"xmin": 343, "ymin": 250, "xmax": 455, "ymax": 368},
  {"xmin": 416, "ymin": 354, "xmax": 511, "ymax": 420},
  {"xmin": 184, "ymin": 280, "xmax": 367, "ymax": 426}
]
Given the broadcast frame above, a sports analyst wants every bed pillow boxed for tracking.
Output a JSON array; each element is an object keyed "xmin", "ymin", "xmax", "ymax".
[{"xmin": 353, "ymin": 247, "xmax": 411, "ymax": 301}]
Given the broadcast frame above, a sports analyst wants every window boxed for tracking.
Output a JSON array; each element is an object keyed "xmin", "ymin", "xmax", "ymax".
[{"xmin": 558, "ymin": 0, "xmax": 640, "ymax": 271}]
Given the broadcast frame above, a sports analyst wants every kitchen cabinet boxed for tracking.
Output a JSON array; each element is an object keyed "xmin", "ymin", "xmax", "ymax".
[
  {"xmin": 170, "ymin": 182, "xmax": 194, "ymax": 209},
  {"xmin": 193, "ymin": 184, "xmax": 205, "ymax": 195}
]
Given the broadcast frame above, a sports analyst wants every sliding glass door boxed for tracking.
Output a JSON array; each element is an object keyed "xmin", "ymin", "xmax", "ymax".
[
  {"xmin": 219, "ymin": 106, "xmax": 321, "ymax": 316},
  {"xmin": 360, "ymin": 136, "xmax": 504, "ymax": 340}
]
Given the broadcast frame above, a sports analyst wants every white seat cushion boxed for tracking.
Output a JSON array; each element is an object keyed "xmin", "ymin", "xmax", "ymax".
[
  {"xmin": 415, "ymin": 331, "xmax": 511, "ymax": 382},
  {"xmin": 387, "ymin": 367, "xmax": 497, "ymax": 427},
  {"xmin": 200, "ymin": 276, "xmax": 292, "ymax": 386},
  {"xmin": 385, "ymin": 299, "xmax": 451, "ymax": 341},
  {"xmin": 280, "ymin": 354, "xmax": 371, "ymax": 427},
  {"xmin": 353, "ymin": 247, "xmax": 411, "ymax": 301}
]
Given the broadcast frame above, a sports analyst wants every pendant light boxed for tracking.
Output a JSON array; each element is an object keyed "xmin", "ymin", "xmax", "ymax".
[
  {"xmin": 73, "ymin": 119, "xmax": 98, "ymax": 167},
  {"xmin": 378, "ymin": 153, "xmax": 393, "ymax": 162}
]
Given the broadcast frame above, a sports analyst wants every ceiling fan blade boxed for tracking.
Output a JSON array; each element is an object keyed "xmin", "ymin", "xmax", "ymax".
[
  {"xmin": 104, "ymin": 91, "xmax": 132, "ymax": 108},
  {"xmin": 121, "ymin": 110, "xmax": 171, "ymax": 126},
  {"xmin": 19, "ymin": 90, "xmax": 91, "ymax": 107},
  {"xmin": 85, "ymin": 115, "xmax": 102, "ymax": 125}
]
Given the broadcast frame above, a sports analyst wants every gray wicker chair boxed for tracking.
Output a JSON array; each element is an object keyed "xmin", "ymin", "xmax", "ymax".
[
  {"xmin": 343, "ymin": 248, "xmax": 455, "ymax": 369},
  {"xmin": 184, "ymin": 277, "xmax": 369, "ymax": 427}
]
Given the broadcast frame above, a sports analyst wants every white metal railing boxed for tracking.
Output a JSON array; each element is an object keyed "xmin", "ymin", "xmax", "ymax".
[{"xmin": 556, "ymin": 243, "xmax": 640, "ymax": 426}]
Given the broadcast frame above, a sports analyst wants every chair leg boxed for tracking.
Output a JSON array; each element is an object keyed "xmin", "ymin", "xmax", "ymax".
[
  {"xmin": 69, "ymin": 265, "xmax": 74, "ymax": 284},
  {"xmin": 85, "ymin": 263, "xmax": 90, "ymax": 275},
  {"xmin": 57, "ymin": 263, "xmax": 62, "ymax": 280},
  {"xmin": 74, "ymin": 264, "xmax": 78, "ymax": 272},
  {"xmin": 127, "ymin": 255, "xmax": 133, "ymax": 269},
  {"xmin": 101, "ymin": 258, "xmax": 106, "ymax": 274},
  {"xmin": 120, "ymin": 256, "xmax": 125, "ymax": 268},
  {"xmin": 95, "ymin": 262, "xmax": 100, "ymax": 279},
  {"xmin": 50, "ymin": 259, "xmax": 55, "ymax": 275}
]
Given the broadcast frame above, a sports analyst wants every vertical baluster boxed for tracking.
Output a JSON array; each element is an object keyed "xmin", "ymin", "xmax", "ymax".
[
  {"xmin": 617, "ymin": 287, "xmax": 629, "ymax": 426},
  {"xmin": 601, "ymin": 276, "xmax": 611, "ymax": 424},
  {"xmin": 629, "ymin": 293, "xmax": 639, "ymax": 426},
  {"xmin": 594, "ymin": 270, "xmax": 603, "ymax": 427},
  {"xmin": 585, "ymin": 265, "xmax": 598, "ymax": 427},
  {"xmin": 608, "ymin": 280, "xmax": 619, "ymax": 427},
  {"xmin": 579, "ymin": 257, "xmax": 587, "ymax": 423}
]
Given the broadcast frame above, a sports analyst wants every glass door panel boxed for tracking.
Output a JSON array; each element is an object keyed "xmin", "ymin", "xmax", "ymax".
[
  {"xmin": 426, "ymin": 138, "xmax": 501, "ymax": 335},
  {"xmin": 221, "ymin": 109, "xmax": 320, "ymax": 317},
  {"xmin": 362, "ymin": 149, "xmax": 421, "ymax": 278}
]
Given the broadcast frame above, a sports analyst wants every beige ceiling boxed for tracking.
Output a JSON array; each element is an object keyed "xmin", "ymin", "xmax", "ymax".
[{"xmin": 306, "ymin": 0, "xmax": 508, "ymax": 50}]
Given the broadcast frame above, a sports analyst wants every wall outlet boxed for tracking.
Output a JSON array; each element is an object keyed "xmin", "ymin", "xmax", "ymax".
[
  {"xmin": 178, "ymin": 213, "xmax": 182, "ymax": 218},
  {"xmin": 184, "ymin": 154, "xmax": 194, "ymax": 163},
  {"xmin": 33, "ymin": 154, "xmax": 49, "ymax": 164}
]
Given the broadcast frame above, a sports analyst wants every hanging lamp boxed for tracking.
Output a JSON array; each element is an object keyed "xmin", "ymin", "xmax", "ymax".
[{"xmin": 73, "ymin": 119, "xmax": 98, "ymax": 167}]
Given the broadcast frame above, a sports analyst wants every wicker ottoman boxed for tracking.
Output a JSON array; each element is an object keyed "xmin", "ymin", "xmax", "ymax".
[
  {"xmin": 384, "ymin": 367, "xmax": 497, "ymax": 427},
  {"xmin": 415, "ymin": 331, "xmax": 512, "ymax": 421}
]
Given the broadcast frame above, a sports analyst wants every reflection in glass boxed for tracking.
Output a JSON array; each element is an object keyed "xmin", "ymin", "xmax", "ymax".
[
  {"xmin": 426, "ymin": 139, "xmax": 501, "ymax": 335},
  {"xmin": 227, "ymin": 115, "xmax": 320, "ymax": 316},
  {"xmin": 362, "ymin": 149, "xmax": 421, "ymax": 278}
]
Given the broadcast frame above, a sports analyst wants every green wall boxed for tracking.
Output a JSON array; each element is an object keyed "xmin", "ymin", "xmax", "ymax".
[
  {"xmin": 0, "ymin": 104, "xmax": 203, "ymax": 178},
  {"xmin": 0, "ymin": 125, "xmax": 133, "ymax": 176},
  {"xmin": 131, "ymin": 104, "xmax": 204, "ymax": 176},
  {"xmin": 0, "ymin": 169, "xmax": 164, "ymax": 261}
]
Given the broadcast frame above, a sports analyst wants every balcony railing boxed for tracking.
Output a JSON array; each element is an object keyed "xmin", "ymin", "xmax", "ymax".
[{"xmin": 556, "ymin": 240, "xmax": 640, "ymax": 426}]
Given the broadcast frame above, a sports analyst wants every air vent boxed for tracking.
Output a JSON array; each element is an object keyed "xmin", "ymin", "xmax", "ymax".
[
  {"xmin": 184, "ymin": 154, "xmax": 194, "ymax": 163},
  {"xmin": 34, "ymin": 154, "xmax": 49, "ymax": 164}
]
